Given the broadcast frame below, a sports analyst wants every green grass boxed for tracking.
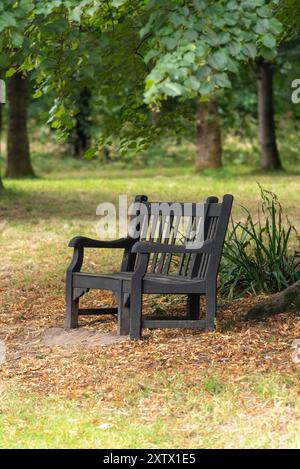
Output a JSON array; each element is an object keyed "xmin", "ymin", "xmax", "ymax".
[
  {"xmin": 1, "ymin": 165, "xmax": 299, "ymax": 294},
  {"xmin": 1, "ymin": 371, "xmax": 300, "ymax": 449}
]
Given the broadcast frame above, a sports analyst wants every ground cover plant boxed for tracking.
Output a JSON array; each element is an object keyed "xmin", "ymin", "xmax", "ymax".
[{"xmin": 220, "ymin": 185, "xmax": 300, "ymax": 298}]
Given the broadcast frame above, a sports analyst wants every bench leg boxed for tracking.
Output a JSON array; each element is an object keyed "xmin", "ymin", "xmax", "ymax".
[
  {"xmin": 65, "ymin": 247, "xmax": 83, "ymax": 329},
  {"xmin": 117, "ymin": 292, "xmax": 130, "ymax": 335},
  {"xmin": 65, "ymin": 284, "xmax": 79, "ymax": 329},
  {"xmin": 187, "ymin": 294, "xmax": 200, "ymax": 319},
  {"xmin": 205, "ymin": 285, "xmax": 216, "ymax": 331},
  {"xmin": 130, "ymin": 290, "xmax": 143, "ymax": 340}
]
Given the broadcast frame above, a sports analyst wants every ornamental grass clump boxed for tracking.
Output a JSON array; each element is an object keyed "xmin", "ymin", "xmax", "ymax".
[{"xmin": 219, "ymin": 185, "xmax": 300, "ymax": 298}]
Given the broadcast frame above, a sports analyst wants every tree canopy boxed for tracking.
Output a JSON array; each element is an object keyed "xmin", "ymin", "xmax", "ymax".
[{"xmin": 0, "ymin": 0, "xmax": 283, "ymax": 146}]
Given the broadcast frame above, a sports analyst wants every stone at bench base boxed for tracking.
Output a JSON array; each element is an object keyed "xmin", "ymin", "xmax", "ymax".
[{"xmin": 41, "ymin": 327, "xmax": 128, "ymax": 348}]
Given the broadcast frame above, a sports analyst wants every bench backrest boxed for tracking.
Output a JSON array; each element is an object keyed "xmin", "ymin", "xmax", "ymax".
[{"xmin": 122, "ymin": 194, "xmax": 233, "ymax": 279}]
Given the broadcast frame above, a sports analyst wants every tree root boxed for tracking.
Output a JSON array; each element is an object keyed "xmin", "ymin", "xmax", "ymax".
[{"xmin": 245, "ymin": 280, "xmax": 300, "ymax": 320}]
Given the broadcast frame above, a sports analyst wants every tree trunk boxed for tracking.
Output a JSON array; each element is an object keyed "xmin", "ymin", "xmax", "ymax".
[
  {"xmin": 195, "ymin": 100, "xmax": 222, "ymax": 171},
  {"xmin": 73, "ymin": 88, "xmax": 92, "ymax": 158},
  {"xmin": 0, "ymin": 103, "xmax": 3, "ymax": 190},
  {"xmin": 257, "ymin": 59, "xmax": 282, "ymax": 170},
  {"xmin": 0, "ymin": 75, "xmax": 4, "ymax": 189},
  {"xmin": 245, "ymin": 280, "xmax": 300, "ymax": 320},
  {"xmin": 6, "ymin": 72, "xmax": 34, "ymax": 178}
]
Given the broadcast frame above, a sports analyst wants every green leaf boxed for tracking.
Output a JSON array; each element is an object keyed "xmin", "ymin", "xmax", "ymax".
[
  {"xmin": 160, "ymin": 82, "xmax": 185, "ymax": 97},
  {"xmin": 206, "ymin": 32, "xmax": 221, "ymax": 47},
  {"xmin": 50, "ymin": 120, "xmax": 61, "ymax": 129},
  {"xmin": 243, "ymin": 43, "xmax": 257, "ymax": 60},
  {"xmin": 198, "ymin": 80, "xmax": 215, "ymax": 96},
  {"xmin": 261, "ymin": 33, "xmax": 276, "ymax": 49},
  {"xmin": 268, "ymin": 18, "xmax": 283, "ymax": 35},
  {"xmin": 181, "ymin": 29, "xmax": 198, "ymax": 43},
  {"xmin": 207, "ymin": 49, "xmax": 228, "ymax": 70},
  {"xmin": 253, "ymin": 19, "xmax": 270, "ymax": 35},
  {"xmin": 145, "ymin": 79, "xmax": 155, "ymax": 91},
  {"xmin": 215, "ymin": 72, "xmax": 231, "ymax": 88},
  {"xmin": 111, "ymin": 0, "xmax": 127, "ymax": 7},
  {"xmin": 161, "ymin": 36, "xmax": 177, "ymax": 51},
  {"xmin": 0, "ymin": 11, "xmax": 17, "ymax": 31},
  {"xmin": 11, "ymin": 31, "xmax": 24, "ymax": 47},
  {"xmin": 144, "ymin": 49, "xmax": 159, "ymax": 63},
  {"xmin": 0, "ymin": 54, "xmax": 11, "ymax": 68},
  {"xmin": 6, "ymin": 67, "xmax": 17, "ymax": 78},
  {"xmin": 69, "ymin": 6, "xmax": 82, "ymax": 22},
  {"xmin": 33, "ymin": 89, "xmax": 43, "ymax": 99},
  {"xmin": 183, "ymin": 51, "xmax": 195, "ymax": 64},
  {"xmin": 218, "ymin": 32, "xmax": 230, "ymax": 45},
  {"xmin": 227, "ymin": 0, "xmax": 238, "ymax": 10},
  {"xmin": 139, "ymin": 24, "xmax": 151, "ymax": 38},
  {"xmin": 169, "ymin": 12, "xmax": 184, "ymax": 28},
  {"xmin": 85, "ymin": 147, "xmax": 97, "ymax": 159},
  {"xmin": 184, "ymin": 75, "xmax": 199, "ymax": 91},
  {"xmin": 260, "ymin": 46, "xmax": 276, "ymax": 60},
  {"xmin": 226, "ymin": 58, "xmax": 239, "ymax": 74},
  {"xmin": 243, "ymin": 0, "xmax": 264, "ymax": 9},
  {"xmin": 229, "ymin": 42, "xmax": 242, "ymax": 57},
  {"xmin": 192, "ymin": 0, "xmax": 207, "ymax": 10},
  {"xmin": 257, "ymin": 6, "xmax": 271, "ymax": 18},
  {"xmin": 224, "ymin": 13, "xmax": 237, "ymax": 26}
]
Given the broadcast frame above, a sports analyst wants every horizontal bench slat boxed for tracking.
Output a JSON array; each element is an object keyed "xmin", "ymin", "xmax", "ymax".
[
  {"xmin": 132, "ymin": 202, "xmax": 221, "ymax": 217},
  {"xmin": 142, "ymin": 319, "xmax": 205, "ymax": 329},
  {"xmin": 78, "ymin": 308, "xmax": 118, "ymax": 315}
]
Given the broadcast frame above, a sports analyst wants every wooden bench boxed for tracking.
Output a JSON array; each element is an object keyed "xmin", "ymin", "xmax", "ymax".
[{"xmin": 65, "ymin": 194, "xmax": 233, "ymax": 339}]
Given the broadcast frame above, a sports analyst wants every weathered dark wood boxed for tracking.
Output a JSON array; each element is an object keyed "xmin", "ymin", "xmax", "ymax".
[
  {"xmin": 142, "ymin": 319, "xmax": 205, "ymax": 329},
  {"xmin": 78, "ymin": 308, "xmax": 118, "ymax": 315},
  {"xmin": 65, "ymin": 247, "xmax": 83, "ymax": 329},
  {"xmin": 73, "ymin": 287, "xmax": 89, "ymax": 300},
  {"xmin": 117, "ymin": 289, "xmax": 130, "ymax": 335},
  {"xmin": 187, "ymin": 294, "xmax": 200, "ymax": 319},
  {"xmin": 65, "ymin": 194, "xmax": 233, "ymax": 339},
  {"xmin": 69, "ymin": 236, "xmax": 134, "ymax": 249},
  {"xmin": 121, "ymin": 195, "xmax": 148, "ymax": 273},
  {"xmin": 130, "ymin": 253, "xmax": 149, "ymax": 339}
]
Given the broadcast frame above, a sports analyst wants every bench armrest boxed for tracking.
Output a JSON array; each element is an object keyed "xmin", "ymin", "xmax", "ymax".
[
  {"xmin": 68, "ymin": 236, "xmax": 135, "ymax": 249},
  {"xmin": 131, "ymin": 239, "xmax": 216, "ymax": 254}
]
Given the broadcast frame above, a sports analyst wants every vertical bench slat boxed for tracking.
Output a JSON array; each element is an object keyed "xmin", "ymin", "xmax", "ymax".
[
  {"xmin": 198, "ymin": 216, "xmax": 218, "ymax": 278},
  {"xmin": 187, "ymin": 197, "xmax": 218, "ymax": 278},
  {"xmin": 151, "ymin": 214, "xmax": 167, "ymax": 273},
  {"xmin": 157, "ymin": 214, "xmax": 174, "ymax": 274},
  {"xmin": 163, "ymin": 214, "xmax": 181, "ymax": 274},
  {"xmin": 189, "ymin": 215, "xmax": 204, "ymax": 278},
  {"xmin": 183, "ymin": 215, "xmax": 201, "ymax": 276},
  {"xmin": 148, "ymin": 213, "xmax": 159, "ymax": 273},
  {"xmin": 177, "ymin": 214, "xmax": 194, "ymax": 276},
  {"xmin": 122, "ymin": 195, "xmax": 148, "ymax": 272}
]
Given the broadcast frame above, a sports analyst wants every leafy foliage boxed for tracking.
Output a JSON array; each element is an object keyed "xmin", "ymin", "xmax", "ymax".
[
  {"xmin": 220, "ymin": 186, "xmax": 300, "ymax": 298},
  {"xmin": 0, "ymin": 0, "xmax": 284, "ymax": 148},
  {"xmin": 140, "ymin": 0, "xmax": 283, "ymax": 105}
]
